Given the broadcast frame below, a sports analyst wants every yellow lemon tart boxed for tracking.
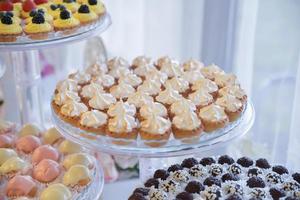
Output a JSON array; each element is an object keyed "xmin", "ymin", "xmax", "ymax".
[
  {"xmin": 0, "ymin": 14, "xmax": 22, "ymax": 42},
  {"xmin": 53, "ymin": 9, "xmax": 79, "ymax": 31},
  {"xmin": 87, "ymin": 0, "xmax": 105, "ymax": 16},
  {"xmin": 74, "ymin": 4, "xmax": 97, "ymax": 24},
  {"xmin": 24, "ymin": 13, "xmax": 53, "ymax": 39},
  {"xmin": 62, "ymin": 0, "xmax": 79, "ymax": 13}
]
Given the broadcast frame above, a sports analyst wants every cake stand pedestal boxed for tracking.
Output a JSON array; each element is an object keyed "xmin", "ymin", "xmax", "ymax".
[
  {"xmin": 52, "ymin": 100, "xmax": 255, "ymax": 182},
  {"xmin": 0, "ymin": 14, "xmax": 111, "ymax": 126}
]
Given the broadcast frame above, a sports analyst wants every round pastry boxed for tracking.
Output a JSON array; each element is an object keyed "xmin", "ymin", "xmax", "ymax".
[
  {"xmin": 24, "ymin": 8, "xmax": 53, "ymax": 24},
  {"xmin": 144, "ymin": 68, "xmax": 168, "ymax": 84},
  {"xmin": 91, "ymin": 73, "xmax": 115, "ymax": 89},
  {"xmin": 107, "ymin": 57, "xmax": 130, "ymax": 69},
  {"xmin": 80, "ymin": 82, "xmax": 103, "ymax": 105},
  {"xmin": 109, "ymin": 82, "xmax": 136, "ymax": 100},
  {"xmin": 182, "ymin": 69, "xmax": 204, "ymax": 85},
  {"xmin": 118, "ymin": 72, "xmax": 142, "ymax": 88},
  {"xmin": 155, "ymin": 56, "xmax": 182, "ymax": 77},
  {"xmin": 40, "ymin": 183, "xmax": 71, "ymax": 200},
  {"xmin": 16, "ymin": 135, "xmax": 41, "ymax": 153},
  {"xmin": 43, "ymin": 127, "xmax": 62, "ymax": 145},
  {"xmin": 182, "ymin": 58, "xmax": 204, "ymax": 71},
  {"xmin": 62, "ymin": 0, "xmax": 79, "ymax": 13},
  {"xmin": 86, "ymin": 0, "xmax": 105, "ymax": 16},
  {"xmin": 59, "ymin": 101, "xmax": 88, "ymax": 126},
  {"xmin": 19, "ymin": 123, "xmax": 40, "ymax": 137},
  {"xmin": 6, "ymin": 175, "xmax": 37, "ymax": 197},
  {"xmin": 79, "ymin": 109, "xmax": 107, "ymax": 135},
  {"xmin": 0, "ymin": 14, "xmax": 22, "ymax": 42},
  {"xmin": 74, "ymin": 4, "xmax": 97, "ymax": 24},
  {"xmin": 0, "ymin": 134, "xmax": 14, "ymax": 148},
  {"xmin": 63, "ymin": 152, "xmax": 93, "ymax": 170},
  {"xmin": 214, "ymin": 73, "xmax": 238, "ymax": 88},
  {"xmin": 32, "ymin": 144, "xmax": 59, "ymax": 163},
  {"xmin": 133, "ymin": 63, "xmax": 156, "ymax": 79},
  {"xmin": 53, "ymin": 9, "xmax": 80, "ymax": 31},
  {"xmin": 165, "ymin": 76, "xmax": 189, "ymax": 95},
  {"xmin": 52, "ymin": 91, "xmax": 80, "ymax": 113},
  {"xmin": 55, "ymin": 78, "xmax": 79, "ymax": 93},
  {"xmin": 215, "ymin": 94, "xmax": 244, "ymax": 122},
  {"xmin": 156, "ymin": 86, "xmax": 183, "ymax": 108},
  {"xmin": 88, "ymin": 92, "xmax": 116, "ymax": 111},
  {"xmin": 131, "ymin": 55, "xmax": 151, "ymax": 69},
  {"xmin": 191, "ymin": 78, "xmax": 219, "ymax": 97},
  {"xmin": 68, "ymin": 71, "xmax": 91, "ymax": 86},
  {"xmin": 48, "ymin": 3, "xmax": 60, "ymax": 19},
  {"xmin": 188, "ymin": 90, "xmax": 214, "ymax": 110},
  {"xmin": 33, "ymin": 159, "xmax": 60, "ymax": 182},
  {"xmin": 0, "ymin": 148, "xmax": 17, "ymax": 165},
  {"xmin": 0, "ymin": 156, "xmax": 27, "ymax": 174},
  {"xmin": 139, "ymin": 101, "xmax": 168, "ymax": 120},
  {"xmin": 137, "ymin": 79, "xmax": 162, "ymax": 96},
  {"xmin": 63, "ymin": 164, "xmax": 91, "ymax": 186},
  {"xmin": 107, "ymin": 101, "xmax": 136, "ymax": 117},
  {"xmin": 127, "ymin": 91, "xmax": 154, "ymax": 109},
  {"xmin": 170, "ymin": 99, "xmax": 196, "ymax": 116},
  {"xmin": 200, "ymin": 64, "xmax": 224, "ymax": 80},
  {"xmin": 59, "ymin": 139, "xmax": 83, "ymax": 154},
  {"xmin": 218, "ymin": 85, "xmax": 247, "ymax": 103},
  {"xmin": 108, "ymin": 66, "xmax": 131, "ymax": 79}
]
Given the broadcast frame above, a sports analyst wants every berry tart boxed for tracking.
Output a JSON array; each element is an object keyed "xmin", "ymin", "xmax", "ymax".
[
  {"xmin": 24, "ymin": 12, "xmax": 53, "ymax": 39},
  {"xmin": 0, "ymin": 13, "xmax": 22, "ymax": 41},
  {"xmin": 129, "ymin": 155, "xmax": 300, "ymax": 200},
  {"xmin": 74, "ymin": 4, "xmax": 97, "ymax": 24},
  {"xmin": 86, "ymin": 0, "xmax": 105, "ymax": 16},
  {"xmin": 53, "ymin": 8, "xmax": 80, "ymax": 31}
]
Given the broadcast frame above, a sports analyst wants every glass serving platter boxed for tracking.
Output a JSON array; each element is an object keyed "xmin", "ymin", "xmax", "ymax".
[{"xmin": 51, "ymin": 101, "xmax": 255, "ymax": 158}]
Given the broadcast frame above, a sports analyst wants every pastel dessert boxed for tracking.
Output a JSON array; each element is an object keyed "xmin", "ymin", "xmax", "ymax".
[
  {"xmin": 52, "ymin": 90, "xmax": 81, "ymax": 112},
  {"xmin": 0, "ymin": 14, "xmax": 22, "ymax": 42},
  {"xmin": 0, "ymin": 11, "xmax": 21, "ymax": 24},
  {"xmin": 133, "ymin": 62, "xmax": 156, "ymax": 79},
  {"xmin": 191, "ymin": 78, "xmax": 219, "ymax": 96},
  {"xmin": 40, "ymin": 183, "xmax": 71, "ymax": 200},
  {"xmin": 188, "ymin": 90, "xmax": 214, "ymax": 109},
  {"xmin": 32, "ymin": 144, "xmax": 59, "ymax": 163},
  {"xmin": 218, "ymin": 85, "xmax": 247, "ymax": 103},
  {"xmin": 21, "ymin": 0, "xmax": 37, "ymax": 18},
  {"xmin": 110, "ymin": 82, "xmax": 136, "ymax": 100},
  {"xmin": 88, "ymin": 92, "xmax": 116, "ymax": 111},
  {"xmin": 80, "ymin": 82, "xmax": 104, "ymax": 103},
  {"xmin": 6, "ymin": 175, "xmax": 37, "ymax": 197},
  {"xmin": 43, "ymin": 127, "xmax": 62, "ymax": 144},
  {"xmin": 0, "ymin": 120, "xmax": 16, "ymax": 134},
  {"xmin": 48, "ymin": 3, "xmax": 61, "ymax": 19},
  {"xmin": 86, "ymin": 0, "xmax": 105, "ymax": 16},
  {"xmin": 137, "ymin": 79, "xmax": 162, "ymax": 96},
  {"xmin": 74, "ymin": 4, "xmax": 97, "ymax": 24},
  {"xmin": 0, "ymin": 156, "xmax": 27, "ymax": 174},
  {"xmin": 131, "ymin": 55, "xmax": 152, "ymax": 69},
  {"xmin": 156, "ymin": 86, "xmax": 183, "ymax": 107},
  {"xmin": 16, "ymin": 135, "xmax": 41, "ymax": 153},
  {"xmin": 19, "ymin": 123, "xmax": 40, "ymax": 137},
  {"xmin": 200, "ymin": 64, "xmax": 224, "ymax": 80},
  {"xmin": 25, "ymin": 8, "xmax": 53, "ymax": 24},
  {"xmin": 53, "ymin": 9, "xmax": 80, "ymax": 31},
  {"xmin": 63, "ymin": 164, "xmax": 91, "ymax": 186},
  {"xmin": 156, "ymin": 56, "xmax": 183, "ymax": 78},
  {"xmin": 63, "ymin": 152, "xmax": 93, "ymax": 170},
  {"xmin": 62, "ymin": 0, "xmax": 79, "ymax": 13},
  {"xmin": 0, "ymin": 134, "xmax": 14, "ymax": 148},
  {"xmin": 214, "ymin": 73, "xmax": 238, "ymax": 88},
  {"xmin": 0, "ymin": 148, "xmax": 17, "ymax": 165},
  {"xmin": 24, "ymin": 12, "xmax": 53, "ymax": 39},
  {"xmin": 68, "ymin": 70, "xmax": 91, "ymax": 85},
  {"xmin": 59, "ymin": 101, "xmax": 88, "ymax": 126},
  {"xmin": 170, "ymin": 98, "xmax": 196, "ymax": 116},
  {"xmin": 33, "ymin": 159, "xmax": 60, "ymax": 182},
  {"xmin": 91, "ymin": 73, "xmax": 115, "ymax": 89},
  {"xmin": 55, "ymin": 78, "xmax": 79, "ymax": 93},
  {"xmin": 139, "ymin": 101, "xmax": 168, "ymax": 119},
  {"xmin": 118, "ymin": 72, "xmax": 142, "ymax": 88},
  {"xmin": 165, "ymin": 76, "xmax": 189, "ymax": 95},
  {"xmin": 79, "ymin": 109, "xmax": 107, "ymax": 135},
  {"xmin": 215, "ymin": 94, "xmax": 244, "ymax": 122},
  {"xmin": 182, "ymin": 58, "xmax": 204, "ymax": 71},
  {"xmin": 127, "ymin": 91, "xmax": 154, "ymax": 109},
  {"xmin": 59, "ymin": 139, "xmax": 83, "ymax": 154}
]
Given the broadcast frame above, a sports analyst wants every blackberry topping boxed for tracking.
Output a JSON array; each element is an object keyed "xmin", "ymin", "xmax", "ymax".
[
  {"xmin": 1, "ymin": 15, "xmax": 12, "ymax": 25},
  {"xmin": 246, "ymin": 177, "xmax": 266, "ymax": 188},
  {"xmin": 153, "ymin": 169, "xmax": 169, "ymax": 180},
  {"xmin": 225, "ymin": 195, "xmax": 242, "ymax": 200},
  {"xmin": 237, "ymin": 157, "xmax": 253, "ymax": 167},
  {"xmin": 167, "ymin": 164, "xmax": 182, "ymax": 172},
  {"xmin": 58, "ymin": 4, "xmax": 66, "ymax": 11},
  {"xmin": 266, "ymin": 172, "xmax": 283, "ymax": 184},
  {"xmin": 128, "ymin": 193, "xmax": 146, "ymax": 200},
  {"xmin": 6, "ymin": 11, "xmax": 13, "ymax": 17},
  {"xmin": 256, "ymin": 158, "xmax": 271, "ymax": 169},
  {"xmin": 218, "ymin": 155, "xmax": 235, "ymax": 165},
  {"xmin": 228, "ymin": 164, "xmax": 242, "ymax": 175},
  {"xmin": 50, "ymin": 4, "xmax": 58, "ymax": 10},
  {"xmin": 29, "ymin": 10, "xmax": 38, "ymax": 17},
  {"xmin": 60, "ymin": 9, "xmax": 71, "ymax": 20},
  {"xmin": 185, "ymin": 181, "xmax": 204, "ymax": 194},
  {"xmin": 176, "ymin": 192, "xmax": 193, "ymax": 200},
  {"xmin": 221, "ymin": 173, "xmax": 239, "ymax": 182},
  {"xmin": 32, "ymin": 13, "xmax": 45, "ymax": 24},
  {"xmin": 144, "ymin": 178, "xmax": 159, "ymax": 188},
  {"xmin": 272, "ymin": 165, "xmax": 289, "ymax": 175},
  {"xmin": 78, "ymin": 4, "xmax": 90, "ymax": 13},
  {"xmin": 181, "ymin": 158, "xmax": 198, "ymax": 168},
  {"xmin": 0, "ymin": 12, "xmax": 4, "ymax": 18},
  {"xmin": 88, "ymin": 0, "xmax": 97, "ymax": 5},
  {"xmin": 133, "ymin": 188, "xmax": 149, "ymax": 196},
  {"xmin": 209, "ymin": 164, "xmax": 223, "ymax": 177},
  {"xmin": 269, "ymin": 188, "xmax": 285, "ymax": 200},
  {"xmin": 199, "ymin": 157, "xmax": 216, "ymax": 166},
  {"xmin": 37, "ymin": 8, "xmax": 45, "ymax": 14},
  {"xmin": 292, "ymin": 172, "xmax": 300, "ymax": 184},
  {"xmin": 248, "ymin": 168, "xmax": 263, "ymax": 177},
  {"xmin": 203, "ymin": 176, "xmax": 221, "ymax": 187}
]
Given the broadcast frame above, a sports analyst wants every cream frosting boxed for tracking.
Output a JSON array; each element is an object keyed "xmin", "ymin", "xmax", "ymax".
[
  {"xmin": 188, "ymin": 90, "xmax": 214, "ymax": 107},
  {"xmin": 0, "ymin": 157, "xmax": 27, "ymax": 174},
  {"xmin": 214, "ymin": 73, "xmax": 238, "ymax": 88},
  {"xmin": 91, "ymin": 73, "xmax": 115, "ymax": 88},
  {"xmin": 156, "ymin": 87, "xmax": 183, "ymax": 105},
  {"xmin": 218, "ymin": 85, "xmax": 246, "ymax": 100},
  {"xmin": 69, "ymin": 71, "xmax": 91, "ymax": 85},
  {"xmin": 59, "ymin": 140, "xmax": 83, "ymax": 154},
  {"xmin": 63, "ymin": 153, "xmax": 93, "ymax": 170},
  {"xmin": 108, "ymin": 67, "xmax": 131, "ymax": 79},
  {"xmin": 127, "ymin": 91, "xmax": 154, "ymax": 108},
  {"xmin": 137, "ymin": 80, "xmax": 161, "ymax": 96},
  {"xmin": 43, "ymin": 127, "xmax": 62, "ymax": 145},
  {"xmin": 140, "ymin": 115, "xmax": 171, "ymax": 134},
  {"xmin": 132, "ymin": 55, "xmax": 151, "ymax": 67},
  {"xmin": 170, "ymin": 99, "xmax": 196, "ymax": 115},
  {"xmin": 182, "ymin": 59, "xmax": 204, "ymax": 71},
  {"xmin": 63, "ymin": 165, "xmax": 90, "ymax": 186},
  {"xmin": 80, "ymin": 82, "xmax": 104, "ymax": 99},
  {"xmin": 133, "ymin": 63, "xmax": 156, "ymax": 77},
  {"xmin": 85, "ymin": 63, "xmax": 108, "ymax": 75},
  {"xmin": 165, "ymin": 76, "xmax": 189, "ymax": 93},
  {"xmin": 107, "ymin": 57, "xmax": 130, "ymax": 69},
  {"xmin": 54, "ymin": 91, "xmax": 80, "ymax": 106},
  {"xmin": 199, "ymin": 104, "xmax": 228, "ymax": 122},
  {"xmin": 60, "ymin": 101, "xmax": 88, "ymax": 117},
  {"xmin": 200, "ymin": 64, "xmax": 224, "ymax": 80},
  {"xmin": 56, "ymin": 79, "xmax": 79, "ymax": 92},
  {"xmin": 145, "ymin": 68, "xmax": 168, "ymax": 84},
  {"xmin": 172, "ymin": 111, "xmax": 200, "ymax": 130},
  {"xmin": 118, "ymin": 73, "xmax": 142, "ymax": 87},
  {"xmin": 191, "ymin": 78, "xmax": 218, "ymax": 93},
  {"xmin": 108, "ymin": 114, "xmax": 137, "ymax": 133},
  {"xmin": 215, "ymin": 94, "xmax": 243, "ymax": 112},
  {"xmin": 80, "ymin": 110, "xmax": 107, "ymax": 128},
  {"xmin": 182, "ymin": 70, "xmax": 204, "ymax": 84},
  {"xmin": 110, "ymin": 82, "xmax": 136, "ymax": 99},
  {"xmin": 88, "ymin": 93, "xmax": 116, "ymax": 110},
  {"xmin": 0, "ymin": 148, "xmax": 17, "ymax": 165},
  {"xmin": 159, "ymin": 59, "xmax": 183, "ymax": 78},
  {"xmin": 140, "ymin": 101, "xmax": 168, "ymax": 118},
  {"xmin": 40, "ymin": 183, "xmax": 71, "ymax": 200},
  {"xmin": 107, "ymin": 101, "xmax": 136, "ymax": 117}
]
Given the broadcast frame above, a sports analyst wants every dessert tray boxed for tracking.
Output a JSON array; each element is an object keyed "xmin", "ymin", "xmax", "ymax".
[{"xmin": 0, "ymin": 121, "xmax": 104, "ymax": 200}]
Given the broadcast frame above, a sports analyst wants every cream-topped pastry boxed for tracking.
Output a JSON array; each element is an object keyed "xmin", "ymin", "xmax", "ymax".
[
  {"xmin": 215, "ymin": 94, "xmax": 243, "ymax": 112},
  {"xmin": 56, "ymin": 79, "xmax": 79, "ymax": 93},
  {"xmin": 80, "ymin": 82, "xmax": 104, "ymax": 99},
  {"xmin": 188, "ymin": 90, "xmax": 214, "ymax": 108},
  {"xmin": 40, "ymin": 183, "xmax": 71, "ymax": 200},
  {"xmin": 79, "ymin": 110, "xmax": 107, "ymax": 128},
  {"xmin": 43, "ymin": 127, "xmax": 62, "ymax": 145},
  {"xmin": 118, "ymin": 73, "xmax": 142, "ymax": 87},
  {"xmin": 218, "ymin": 85, "xmax": 247, "ymax": 101},
  {"xmin": 140, "ymin": 101, "xmax": 168, "ymax": 118},
  {"xmin": 59, "ymin": 140, "xmax": 83, "ymax": 154},
  {"xmin": 133, "ymin": 63, "xmax": 156, "ymax": 77},
  {"xmin": 107, "ymin": 57, "xmax": 130, "ymax": 69},
  {"xmin": 137, "ymin": 79, "xmax": 161, "ymax": 96},
  {"xmin": 127, "ymin": 91, "xmax": 154, "ymax": 108},
  {"xmin": 182, "ymin": 59, "xmax": 204, "ymax": 71},
  {"xmin": 0, "ymin": 148, "xmax": 17, "ymax": 165},
  {"xmin": 19, "ymin": 124, "xmax": 40, "ymax": 137},
  {"xmin": 144, "ymin": 68, "xmax": 168, "ymax": 84},
  {"xmin": 156, "ymin": 86, "xmax": 183, "ymax": 105},
  {"xmin": 69, "ymin": 71, "xmax": 91, "ymax": 85},
  {"xmin": 60, "ymin": 101, "xmax": 88, "ymax": 117},
  {"xmin": 170, "ymin": 99, "xmax": 196, "ymax": 115},
  {"xmin": 85, "ymin": 63, "xmax": 108, "ymax": 75},
  {"xmin": 108, "ymin": 67, "xmax": 131, "ymax": 79},
  {"xmin": 91, "ymin": 73, "xmax": 115, "ymax": 88},
  {"xmin": 0, "ymin": 157, "xmax": 27, "ymax": 174},
  {"xmin": 165, "ymin": 76, "xmax": 189, "ymax": 93},
  {"xmin": 199, "ymin": 104, "xmax": 228, "ymax": 122},
  {"xmin": 182, "ymin": 70, "xmax": 204, "ymax": 84},
  {"xmin": 110, "ymin": 82, "xmax": 135, "ymax": 99},
  {"xmin": 63, "ymin": 153, "xmax": 93, "ymax": 170},
  {"xmin": 172, "ymin": 111, "xmax": 201, "ymax": 131},
  {"xmin": 191, "ymin": 78, "xmax": 218, "ymax": 94},
  {"xmin": 63, "ymin": 165, "xmax": 91, "ymax": 186},
  {"xmin": 214, "ymin": 73, "xmax": 238, "ymax": 88},
  {"xmin": 54, "ymin": 91, "xmax": 80, "ymax": 106},
  {"xmin": 132, "ymin": 55, "xmax": 151, "ymax": 68},
  {"xmin": 108, "ymin": 114, "xmax": 137, "ymax": 133},
  {"xmin": 200, "ymin": 64, "xmax": 224, "ymax": 80},
  {"xmin": 140, "ymin": 115, "xmax": 171, "ymax": 134},
  {"xmin": 159, "ymin": 58, "xmax": 183, "ymax": 78},
  {"xmin": 88, "ymin": 93, "xmax": 116, "ymax": 110},
  {"xmin": 156, "ymin": 56, "xmax": 177, "ymax": 68},
  {"xmin": 107, "ymin": 101, "xmax": 136, "ymax": 117}
]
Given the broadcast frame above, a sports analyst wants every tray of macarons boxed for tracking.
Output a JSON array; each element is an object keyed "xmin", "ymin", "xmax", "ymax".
[{"xmin": 0, "ymin": 120, "xmax": 104, "ymax": 200}]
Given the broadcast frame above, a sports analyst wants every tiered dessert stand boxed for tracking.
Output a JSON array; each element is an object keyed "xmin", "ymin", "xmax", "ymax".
[{"xmin": 0, "ymin": 13, "xmax": 111, "ymax": 127}]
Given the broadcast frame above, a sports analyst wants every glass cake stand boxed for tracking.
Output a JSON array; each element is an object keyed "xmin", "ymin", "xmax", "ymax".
[
  {"xmin": 52, "ymin": 100, "xmax": 255, "ymax": 181},
  {"xmin": 0, "ymin": 13, "xmax": 111, "ymax": 126}
]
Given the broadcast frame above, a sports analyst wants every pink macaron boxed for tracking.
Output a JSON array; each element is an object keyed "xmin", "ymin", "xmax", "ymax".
[
  {"xmin": 16, "ymin": 135, "xmax": 41, "ymax": 153},
  {"xmin": 32, "ymin": 145, "xmax": 59, "ymax": 164},
  {"xmin": 33, "ymin": 159, "xmax": 60, "ymax": 183},
  {"xmin": 6, "ymin": 175, "xmax": 37, "ymax": 197},
  {"xmin": 0, "ymin": 134, "xmax": 14, "ymax": 148}
]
